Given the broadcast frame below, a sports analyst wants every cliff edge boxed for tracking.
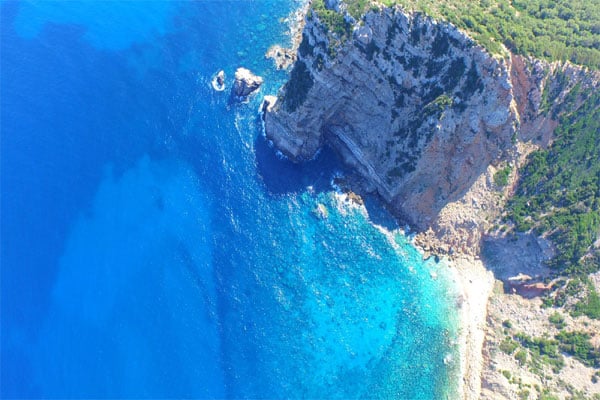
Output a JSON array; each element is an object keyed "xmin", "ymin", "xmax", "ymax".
[{"xmin": 264, "ymin": 5, "xmax": 597, "ymax": 257}]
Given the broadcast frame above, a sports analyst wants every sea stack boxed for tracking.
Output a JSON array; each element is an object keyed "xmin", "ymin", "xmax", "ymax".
[{"xmin": 232, "ymin": 67, "xmax": 263, "ymax": 99}]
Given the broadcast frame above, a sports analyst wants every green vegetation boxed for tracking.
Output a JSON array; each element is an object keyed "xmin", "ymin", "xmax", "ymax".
[
  {"xmin": 517, "ymin": 389, "xmax": 529, "ymax": 400},
  {"xmin": 494, "ymin": 165, "xmax": 512, "ymax": 187},
  {"xmin": 555, "ymin": 331, "xmax": 600, "ymax": 368},
  {"xmin": 514, "ymin": 349, "xmax": 527, "ymax": 365},
  {"xmin": 542, "ymin": 277, "xmax": 600, "ymax": 320},
  {"xmin": 346, "ymin": 0, "xmax": 600, "ymax": 69},
  {"xmin": 514, "ymin": 332, "xmax": 565, "ymax": 372},
  {"xmin": 345, "ymin": 0, "xmax": 369, "ymax": 20},
  {"xmin": 432, "ymin": 94, "xmax": 453, "ymax": 108},
  {"xmin": 539, "ymin": 391, "xmax": 560, "ymax": 400},
  {"xmin": 311, "ymin": 0, "xmax": 351, "ymax": 36},
  {"xmin": 542, "ymin": 277, "xmax": 580, "ymax": 308},
  {"xmin": 500, "ymin": 336, "xmax": 519, "ymax": 355},
  {"xmin": 503, "ymin": 329, "xmax": 600, "ymax": 377},
  {"xmin": 506, "ymin": 89, "xmax": 600, "ymax": 276},
  {"xmin": 540, "ymin": 71, "xmax": 573, "ymax": 115},
  {"xmin": 423, "ymin": 94, "xmax": 453, "ymax": 118},
  {"xmin": 572, "ymin": 279, "xmax": 600, "ymax": 319},
  {"xmin": 548, "ymin": 312, "xmax": 566, "ymax": 329}
]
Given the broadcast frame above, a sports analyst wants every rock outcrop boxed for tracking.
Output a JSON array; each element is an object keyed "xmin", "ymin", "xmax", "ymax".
[
  {"xmin": 264, "ymin": 5, "xmax": 597, "ymax": 247},
  {"xmin": 266, "ymin": 45, "xmax": 297, "ymax": 70},
  {"xmin": 265, "ymin": 7, "xmax": 519, "ymax": 230},
  {"xmin": 233, "ymin": 67, "xmax": 263, "ymax": 98},
  {"xmin": 265, "ymin": 2, "xmax": 309, "ymax": 71},
  {"xmin": 211, "ymin": 70, "xmax": 226, "ymax": 91}
]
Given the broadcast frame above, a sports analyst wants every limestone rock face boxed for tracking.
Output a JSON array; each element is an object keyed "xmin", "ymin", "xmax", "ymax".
[
  {"xmin": 262, "ymin": 95, "xmax": 278, "ymax": 113},
  {"xmin": 233, "ymin": 67, "xmax": 263, "ymax": 98},
  {"xmin": 263, "ymin": 6, "xmax": 596, "ymax": 232}
]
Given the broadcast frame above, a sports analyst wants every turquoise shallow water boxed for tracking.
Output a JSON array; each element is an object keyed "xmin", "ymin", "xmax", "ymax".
[{"xmin": 1, "ymin": 1, "xmax": 461, "ymax": 397}]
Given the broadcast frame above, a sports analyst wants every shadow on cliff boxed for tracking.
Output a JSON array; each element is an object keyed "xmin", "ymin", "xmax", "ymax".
[
  {"xmin": 479, "ymin": 232, "xmax": 554, "ymax": 298},
  {"xmin": 254, "ymin": 133, "xmax": 344, "ymax": 195},
  {"xmin": 254, "ymin": 133, "xmax": 400, "ymax": 231}
]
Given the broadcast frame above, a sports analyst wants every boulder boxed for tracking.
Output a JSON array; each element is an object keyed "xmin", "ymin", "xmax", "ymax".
[
  {"xmin": 233, "ymin": 67, "xmax": 263, "ymax": 98},
  {"xmin": 266, "ymin": 45, "xmax": 297, "ymax": 70}
]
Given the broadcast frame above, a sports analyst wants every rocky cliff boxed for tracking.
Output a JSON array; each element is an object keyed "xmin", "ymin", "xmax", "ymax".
[{"xmin": 264, "ymin": 4, "xmax": 597, "ymax": 253}]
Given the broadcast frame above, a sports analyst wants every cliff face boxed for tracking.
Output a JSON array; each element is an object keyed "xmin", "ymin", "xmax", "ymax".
[{"xmin": 264, "ymin": 5, "xmax": 594, "ymax": 235}]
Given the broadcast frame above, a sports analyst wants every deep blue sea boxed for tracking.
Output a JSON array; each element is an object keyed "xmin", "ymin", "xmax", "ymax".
[{"xmin": 1, "ymin": 1, "xmax": 462, "ymax": 398}]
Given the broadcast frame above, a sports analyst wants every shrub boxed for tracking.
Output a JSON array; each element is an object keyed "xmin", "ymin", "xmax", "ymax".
[
  {"xmin": 494, "ymin": 165, "xmax": 512, "ymax": 187},
  {"xmin": 500, "ymin": 337, "xmax": 519, "ymax": 355},
  {"xmin": 514, "ymin": 349, "xmax": 527, "ymax": 365},
  {"xmin": 548, "ymin": 312, "xmax": 566, "ymax": 329},
  {"xmin": 556, "ymin": 331, "xmax": 600, "ymax": 368},
  {"xmin": 572, "ymin": 285, "xmax": 600, "ymax": 320}
]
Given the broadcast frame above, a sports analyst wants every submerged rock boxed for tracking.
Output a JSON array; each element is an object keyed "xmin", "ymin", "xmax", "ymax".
[
  {"xmin": 313, "ymin": 203, "xmax": 329, "ymax": 219},
  {"xmin": 232, "ymin": 67, "xmax": 263, "ymax": 99}
]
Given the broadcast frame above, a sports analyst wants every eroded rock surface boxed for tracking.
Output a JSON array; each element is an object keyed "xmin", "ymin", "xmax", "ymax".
[
  {"xmin": 264, "ymin": 6, "xmax": 597, "ymax": 241},
  {"xmin": 233, "ymin": 67, "xmax": 263, "ymax": 98},
  {"xmin": 266, "ymin": 9, "xmax": 516, "ymax": 229}
]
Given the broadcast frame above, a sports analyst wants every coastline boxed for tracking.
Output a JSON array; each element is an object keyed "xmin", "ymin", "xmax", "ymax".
[
  {"xmin": 265, "ymin": 0, "xmax": 309, "ymax": 70},
  {"xmin": 332, "ymin": 190, "xmax": 495, "ymax": 399},
  {"xmin": 274, "ymin": 3, "xmax": 497, "ymax": 398},
  {"xmin": 386, "ymin": 223, "xmax": 495, "ymax": 400},
  {"xmin": 268, "ymin": 2, "xmax": 600, "ymax": 399},
  {"xmin": 447, "ymin": 256, "xmax": 495, "ymax": 400}
]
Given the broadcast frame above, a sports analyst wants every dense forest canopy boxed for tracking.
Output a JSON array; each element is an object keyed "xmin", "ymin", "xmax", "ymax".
[
  {"xmin": 332, "ymin": 0, "xmax": 600, "ymax": 69},
  {"xmin": 507, "ymin": 88, "xmax": 600, "ymax": 276}
]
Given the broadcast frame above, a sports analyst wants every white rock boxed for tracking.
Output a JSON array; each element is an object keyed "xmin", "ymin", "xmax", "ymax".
[{"xmin": 233, "ymin": 67, "xmax": 263, "ymax": 98}]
